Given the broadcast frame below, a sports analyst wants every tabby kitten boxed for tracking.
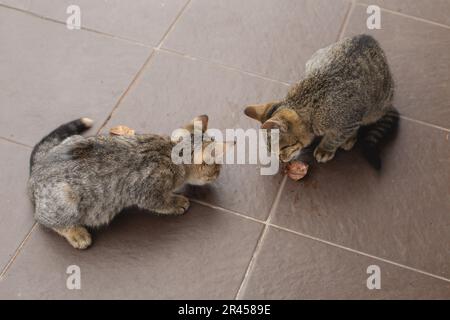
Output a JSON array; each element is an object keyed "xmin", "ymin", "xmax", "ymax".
[
  {"xmin": 245, "ymin": 34, "xmax": 399, "ymax": 169},
  {"xmin": 28, "ymin": 115, "xmax": 226, "ymax": 249}
]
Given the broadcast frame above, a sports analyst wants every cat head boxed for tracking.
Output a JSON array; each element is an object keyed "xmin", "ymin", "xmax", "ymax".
[
  {"xmin": 244, "ymin": 102, "xmax": 314, "ymax": 162},
  {"xmin": 174, "ymin": 115, "xmax": 233, "ymax": 186}
]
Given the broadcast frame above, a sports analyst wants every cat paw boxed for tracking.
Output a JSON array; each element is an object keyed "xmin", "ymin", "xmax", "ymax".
[
  {"xmin": 56, "ymin": 226, "xmax": 92, "ymax": 250},
  {"xmin": 173, "ymin": 195, "xmax": 190, "ymax": 215},
  {"xmin": 340, "ymin": 136, "xmax": 357, "ymax": 151},
  {"xmin": 314, "ymin": 148, "xmax": 335, "ymax": 163}
]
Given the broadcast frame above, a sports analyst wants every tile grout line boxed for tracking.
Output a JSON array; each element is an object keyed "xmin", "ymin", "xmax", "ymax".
[
  {"xmin": 358, "ymin": 2, "xmax": 450, "ymax": 30},
  {"xmin": 96, "ymin": 0, "xmax": 192, "ymax": 134},
  {"xmin": 152, "ymin": 50, "xmax": 450, "ymax": 133},
  {"xmin": 0, "ymin": 1, "xmax": 192, "ymax": 279},
  {"xmin": 0, "ymin": 0, "xmax": 447, "ymax": 291},
  {"xmin": 0, "ymin": 135, "xmax": 37, "ymax": 279},
  {"xmin": 0, "ymin": 1, "xmax": 289, "ymax": 88},
  {"xmin": 338, "ymin": 0, "xmax": 356, "ymax": 40},
  {"xmin": 0, "ymin": 136, "xmax": 32, "ymax": 149},
  {"xmin": 265, "ymin": 176, "xmax": 288, "ymax": 225},
  {"xmin": 76, "ymin": 26, "xmax": 152, "ymax": 48},
  {"xmin": 0, "ymin": 0, "xmax": 189, "ymax": 275},
  {"xmin": 2, "ymin": 0, "xmax": 450, "ymax": 41},
  {"xmin": 96, "ymin": 50, "xmax": 157, "ymax": 134},
  {"xmin": 0, "ymin": 3, "xmax": 153, "ymax": 48},
  {"xmin": 190, "ymin": 199, "xmax": 265, "ymax": 225},
  {"xmin": 2, "ymin": 0, "xmax": 449, "ymax": 284},
  {"xmin": 0, "ymin": 223, "xmax": 38, "ymax": 280},
  {"xmin": 269, "ymin": 223, "xmax": 450, "ymax": 283},
  {"xmin": 155, "ymin": 0, "xmax": 193, "ymax": 50},
  {"xmin": 1, "ymin": 3, "xmax": 449, "ymax": 133},
  {"xmin": 158, "ymin": 47, "xmax": 291, "ymax": 87},
  {"xmin": 193, "ymin": 194, "xmax": 450, "ymax": 285},
  {"xmin": 234, "ymin": 176, "xmax": 288, "ymax": 300},
  {"xmin": 400, "ymin": 116, "xmax": 450, "ymax": 133}
]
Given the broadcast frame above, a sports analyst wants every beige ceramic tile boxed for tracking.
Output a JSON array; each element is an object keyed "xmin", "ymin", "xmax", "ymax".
[
  {"xmin": 163, "ymin": 0, "xmax": 350, "ymax": 83},
  {"xmin": 240, "ymin": 227, "xmax": 450, "ymax": 299},
  {"xmin": 360, "ymin": 0, "xmax": 450, "ymax": 26},
  {"xmin": 0, "ymin": 203, "xmax": 263, "ymax": 299},
  {"xmin": 272, "ymin": 120, "xmax": 450, "ymax": 278},
  {"xmin": 0, "ymin": 7, "xmax": 151, "ymax": 146},
  {"xmin": 0, "ymin": 140, "xmax": 35, "ymax": 271},
  {"xmin": 0, "ymin": 0, "xmax": 189, "ymax": 45}
]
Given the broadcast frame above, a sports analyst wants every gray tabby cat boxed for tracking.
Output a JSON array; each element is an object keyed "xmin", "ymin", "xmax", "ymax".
[
  {"xmin": 28, "ymin": 115, "xmax": 226, "ymax": 249},
  {"xmin": 245, "ymin": 34, "xmax": 399, "ymax": 169}
]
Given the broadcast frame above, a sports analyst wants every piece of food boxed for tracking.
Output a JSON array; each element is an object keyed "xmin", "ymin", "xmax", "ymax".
[
  {"xmin": 109, "ymin": 125, "xmax": 135, "ymax": 136},
  {"xmin": 284, "ymin": 160, "xmax": 309, "ymax": 181}
]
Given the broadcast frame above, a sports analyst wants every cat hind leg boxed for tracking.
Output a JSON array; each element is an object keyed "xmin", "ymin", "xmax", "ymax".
[{"xmin": 34, "ymin": 183, "xmax": 90, "ymax": 249}]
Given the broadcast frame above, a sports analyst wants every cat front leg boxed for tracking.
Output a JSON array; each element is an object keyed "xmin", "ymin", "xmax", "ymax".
[
  {"xmin": 340, "ymin": 132, "xmax": 358, "ymax": 151},
  {"xmin": 145, "ymin": 193, "xmax": 190, "ymax": 215},
  {"xmin": 314, "ymin": 145, "xmax": 336, "ymax": 163},
  {"xmin": 54, "ymin": 226, "xmax": 92, "ymax": 249},
  {"xmin": 314, "ymin": 129, "xmax": 356, "ymax": 163}
]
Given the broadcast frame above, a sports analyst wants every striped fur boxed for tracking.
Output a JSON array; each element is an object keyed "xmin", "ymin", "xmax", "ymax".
[
  {"xmin": 29, "ymin": 118, "xmax": 93, "ymax": 173},
  {"xmin": 245, "ymin": 35, "xmax": 398, "ymax": 168},
  {"xmin": 359, "ymin": 107, "xmax": 399, "ymax": 170}
]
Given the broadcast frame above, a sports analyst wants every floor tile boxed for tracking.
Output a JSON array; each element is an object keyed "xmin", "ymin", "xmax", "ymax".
[
  {"xmin": 1, "ymin": 0, "xmax": 448, "ymax": 300},
  {"xmin": 360, "ymin": 0, "xmax": 450, "ymax": 26},
  {"xmin": 0, "ymin": 0, "xmax": 29, "ymax": 10},
  {"xmin": 103, "ymin": 51, "xmax": 287, "ymax": 220},
  {"xmin": 344, "ymin": 4, "xmax": 450, "ymax": 128},
  {"xmin": 240, "ymin": 227, "xmax": 450, "ymax": 299},
  {"xmin": 0, "ymin": 7, "xmax": 151, "ymax": 146},
  {"xmin": 0, "ymin": 140, "xmax": 34, "ymax": 271},
  {"xmin": 0, "ymin": 203, "xmax": 263, "ymax": 299},
  {"xmin": 163, "ymin": 0, "xmax": 350, "ymax": 83},
  {"xmin": 272, "ymin": 120, "xmax": 450, "ymax": 278},
  {"xmin": 0, "ymin": 0, "xmax": 188, "ymax": 45}
]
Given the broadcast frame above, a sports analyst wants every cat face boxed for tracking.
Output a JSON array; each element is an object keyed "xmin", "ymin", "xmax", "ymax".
[
  {"xmin": 185, "ymin": 162, "xmax": 221, "ymax": 186},
  {"xmin": 179, "ymin": 115, "xmax": 233, "ymax": 185},
  {"xmin": 244, "ymin": 102, "xmax": 314, "ymax": 162}
]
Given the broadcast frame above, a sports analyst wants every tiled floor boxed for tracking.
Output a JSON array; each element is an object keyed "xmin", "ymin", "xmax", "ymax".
[{"xmin": 0, "ymin": 0, "xmax": 449, "ymax": 299}]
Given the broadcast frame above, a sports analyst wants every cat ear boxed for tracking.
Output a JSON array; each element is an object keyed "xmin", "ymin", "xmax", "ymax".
[
  {"xmin": 261, "ymin": 119, "xmax": 288, "ymax": 132},
  {"xmin": 244, "ymin": 103, "xmax": 276, "ymax": 123},
  {"xmin": 184, "ymin": 114, "xmax": 209, "ymax": 133}
]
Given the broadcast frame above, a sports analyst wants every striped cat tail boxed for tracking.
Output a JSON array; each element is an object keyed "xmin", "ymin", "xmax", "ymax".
[
  {"xmin": 359, "ymin": 107, "xmax": 399, "ymax": 170},
  {"xmin": 30, "ymin": 118, "xmax": 93, "ymax": 172}
]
